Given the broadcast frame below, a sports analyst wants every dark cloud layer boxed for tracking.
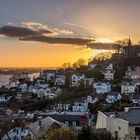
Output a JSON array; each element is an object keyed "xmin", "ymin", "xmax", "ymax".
[
  {"xmin": 20, "ymin": 35, "xmax": 93, "ymax": 45},
  {"xmin": 0, "ymin": 25, "xmax": 53, "ymax": 37},
  {"xmin": 0, "ymin": 25, "xmax": 114, "ymax": 50},
  {"xmin": 87, "ymin": 42, "xmax": 114, "ymax": 50}
]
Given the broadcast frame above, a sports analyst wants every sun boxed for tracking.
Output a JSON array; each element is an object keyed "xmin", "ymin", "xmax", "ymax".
[{"xmin": 88, "ymin": 38, "xmax": 114, "ymax": 58}]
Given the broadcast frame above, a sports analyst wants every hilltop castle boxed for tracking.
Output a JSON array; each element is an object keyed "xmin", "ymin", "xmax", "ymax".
[{"xmin": 122, "ymin": 38, "xmax": 140, "ymax": 57}]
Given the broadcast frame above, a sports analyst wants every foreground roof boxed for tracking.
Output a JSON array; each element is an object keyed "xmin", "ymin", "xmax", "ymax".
[
  {"xmin": 103, "ymin": 107, "xmax": 140, "ymax": 125},
  {"xmin": 28, "ymin": 116, "xmax": 64, "ymax": 138}
]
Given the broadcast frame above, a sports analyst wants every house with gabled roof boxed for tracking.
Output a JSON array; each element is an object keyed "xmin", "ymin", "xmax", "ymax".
[{"xmin": 28, "ymin": 116, "xmax": 64, "ymax": 140}]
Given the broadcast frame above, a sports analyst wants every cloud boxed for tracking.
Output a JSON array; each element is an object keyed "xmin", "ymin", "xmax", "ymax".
[
  {"xmin": 22, "ymin": 21, "xmax": 50, "ymax": 31},
  {"xmin": 0, "ymin": 22, "xmax": 114, "ymax": 50},
  {"xmin": 0, "ymin": 26, "xmax": 40, "ymax": 37},
  {"xmin": 0, "ymin": 24, "xmax": 91, "ymax": 46},
  {"xmin": 87, "ymin": 42, "xmax": 114, "ymax": 50},
  {"xmin": 20, "ymin": 35, "xmax": 93, "ymax": 45},
  {"xmin": 22, "ymin": 21, "xmax": 43, "ymax": 29},
  {"xmin": 23, "ymin": 21, "xmax": 73, "ymax": 36},
  {"xmin": 53, "ymin": 28, "xmax": 73, "ymax": 36},
  {"xmin": 62, "ymin": 21, "xmax": 93, "ymax": 30}
]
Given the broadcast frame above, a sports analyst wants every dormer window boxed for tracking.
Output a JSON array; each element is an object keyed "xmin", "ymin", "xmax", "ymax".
[{"xmin": 72, "ymin": 121, "xmax": 77, "ymax": 126}]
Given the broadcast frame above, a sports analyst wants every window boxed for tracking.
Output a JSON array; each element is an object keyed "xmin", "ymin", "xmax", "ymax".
[
  {"xmin": 72, "ymin": 121, "xmax": 77, "ymax": 126},
  {"xmin": 114, "ymin": 131, "xmax": 118, "ymax": 139},
  {"xmin": 65, "ymin": 121, "xmax": 69, "ymax": 126},
  {"xmin": 135, "ymin": 127, "xmax": 140, "ymax": 136},
  {"xmin": 118, "ymin": 127, "xmax": 121, "ymax": 130}
]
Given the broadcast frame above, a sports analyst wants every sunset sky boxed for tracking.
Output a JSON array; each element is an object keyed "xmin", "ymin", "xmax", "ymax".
[{"xmin": 0, "ymin": 0, "xmax": 140, "ymax": 67}]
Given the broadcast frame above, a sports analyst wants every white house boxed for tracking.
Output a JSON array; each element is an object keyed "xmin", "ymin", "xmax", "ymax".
[
  {"xmin": 103, "ymin": 63, "xmax": 114, "ymax": 81},
  {"xmin": 28, "ymin": 86, "xmax": 38, "ymax": 94},
  {"xmin": 55, "ymin": 77, "xmax": 65, "ymax": 86},
  {"xmin": 106, "ymin": 92, "xmax": 122, "ymax": 104},
  {"xmin": 36, "ymin": 87, "xmax": 60, "ymax": 99},
  {"xmin": 19, "ymin": 83, "xmax": 28, "ymax": 92},
  {"xmin": 125, "ymin": 66, "xmax": 140, "ymax": 80},
  {"xmin": 43, "ymin": 87, "xmax": 61, "ymax": 99},
  {"xmin": 72, "ymin": 102, "xmax": 88, "ymax": 112},
  {"xmin": 55, "ymin": 70, "xmax": 66, "ymax": 86},
  {"xmin": 0, "ymin": 95, "xmax": 11, "ymax": 103},
  {"xmin": 121, "ymin": 82, "xmax": 136, "ymax": 94},
  {"xmin": 42, "ymin": 70, "xmax": 56, "ymax": 83},
  {"xmin": 37, "ymin": 88, "xmax": 46, "ymax": 99},
  {"xmin": 71, "ymin": 74, "xmax": 85, "ymax": 87},
  {"xmin": 96, "ymin": 107, "xmax": 140, "ymax": 140},
  {"xmin": 93, "ymin": 82, "xmax": 111, "ymax": 94},
  {"xmin": 2, "ymin": 127, "xmax": 31, "ymax": 140},
  {"xmin": 86, "ymin": 96, "xmax": 98, "ymax": 104},
  {"xmin": 130, "ymin": 95, "xmax": 140, "ymax": 105},
  {"xmin": 56, "ymin": 103, "xmax": 71, "ymax": 111}
]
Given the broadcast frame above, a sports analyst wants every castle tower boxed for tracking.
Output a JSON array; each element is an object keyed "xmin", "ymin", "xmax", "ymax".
[
  {"xmin": 127, "ymin": 37, "xmax": 132, "ymax": 48},
  {"xmin": 125, "ymin": 37, "xmax": 132, "ymax": 56}
]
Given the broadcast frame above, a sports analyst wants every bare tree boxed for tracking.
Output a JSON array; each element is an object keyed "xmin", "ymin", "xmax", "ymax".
[
  {"xmin": 113, "ymin": 39, "xmax": 129, "ymax": 53},
  {"xmin": 62, "ymin": 63, "xmax": 71, "ymax": 70},
  {"xmin": 76, "ymin": 58, "xmax": 86, "ymax": 67}
]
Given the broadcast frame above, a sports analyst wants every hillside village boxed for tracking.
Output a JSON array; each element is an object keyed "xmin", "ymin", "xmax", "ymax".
[{"xmin": 0, "ymin": 38, "xmax": 140, "ymax": 140}]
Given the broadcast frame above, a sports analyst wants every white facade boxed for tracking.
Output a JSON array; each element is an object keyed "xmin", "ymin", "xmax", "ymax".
[
  {"xmin": 93, "ymin": 82, "xmax": 111, "ymax": 94},
  {"xmin": 86, "ymin": 96, "xmax": 98, "ymax": 104},
  {"xmin": 103, "ymin": 64, "xmax": 114, "ymax": 80},
  {"xmin": 19, "ymin": 83, "xmax": 28, "ymax": 92},
  {"xmin": 125, "ymin": 66, "xmax": 140, "ymax": 80},
  {"xmin": 56, "ymin": 103, "xmax": 71, "ymax": 111},
  {"xmin": 71, "ymin": 74, "xmax": 85, "ymax": 87},
  {"xmin": 104, "ymin": 70, "xmax": 114, "ymax": 81},
  {"xmin": 96, "ymin": 111, "xmax": 129, "ymax": 140},
  {"xmin": 96, "ymin": 108, "xmax": 140, "ymax": 140},
  {"xmin": 121, "ymin": 82, "xmax": 136, "ymax": 94},
  {"xmin": 28, "ymin": 86, "xmax": 38, "ymax": 94},
  {"xmin": 106, "ymin": 93, "xmax": 122, "ymax": 103},
  {"xmin": 37, "ymin": 88, "xmax": 46, "ymax": 99},
  {"xmin": 0, "ymin": 95, "xmax": 11, "ymax": 102},
  {"xmin": 55, "ymin": 77, "xmax": 65, "ymax": 86},
  {"xmin": 44, "ymin": 88, "xmax": 61, "ymax": 99},
  {"xmin": 36, "ymin": 83, "xmax": 49, "ymax": 88},
  {"xmin": 42, "ymin": 70, "xmax": 56, "ymax": 82},
  {"xmin": 72, "ymin": 102, "xmax": 88, "ymax": 112},
  {"xmin": 132, "ymin": 98, "xmax": 140, "ymax": 105}
]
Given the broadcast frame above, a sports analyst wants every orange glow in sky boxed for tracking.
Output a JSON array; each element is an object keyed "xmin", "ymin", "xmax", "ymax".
[{"xmin": 0, "ymin": 0, "xmax": 139, "ymax": 67}]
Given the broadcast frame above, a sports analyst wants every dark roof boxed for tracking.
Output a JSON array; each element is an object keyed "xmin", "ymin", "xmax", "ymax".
[
  {"xmin": 41, "ymin": 114, "xmax": 85, "ymax": 126},
  {"xmin": 0, "ymin": 110, "xmax": 7, "ymax": 116},
  {"xmin": 107, "ymin": 92, "xmax": 120, "ymax": 96},
  {"xmin": 103, "ymin": 107, "xmax": 140, "ymax": 125},
  {"xmin": 93, "ymin": 128, "xmax": 107, "ymax": 134}
]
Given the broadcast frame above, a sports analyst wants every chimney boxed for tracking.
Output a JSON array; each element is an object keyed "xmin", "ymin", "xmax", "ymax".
[
  {"xmin": 38, "ymin": 116, "xmax": 42, "ymax": 129},
  {"xmin": 124, "ymin": 107, "xmax": 129, "ymax": 112}
]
